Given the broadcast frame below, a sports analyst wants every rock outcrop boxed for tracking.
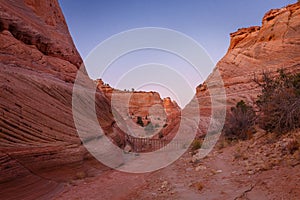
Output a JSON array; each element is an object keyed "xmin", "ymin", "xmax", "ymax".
[
  {"xmin": 96, "ymin": 79, "xmax": 181, "ymax": 138},
  {"xmin": 184, "ymin": 2, "xmax": 300, "ymax": 135},
  {"xmin": 216, "ymin": 2, "xmax": 300, "ymax": 105},
  {"xmin": 0, "ymin": 1, "xmax": 124, "ymax": 199}
]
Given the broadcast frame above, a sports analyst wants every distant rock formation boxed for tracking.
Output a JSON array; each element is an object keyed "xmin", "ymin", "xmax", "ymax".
[
  {"xmin": 184, "ymin": 2, "xmax": 300, "ymax": 136},
  {"xmin": 95, "ymin": 79, "xmax": 181, "ymax": 139}
]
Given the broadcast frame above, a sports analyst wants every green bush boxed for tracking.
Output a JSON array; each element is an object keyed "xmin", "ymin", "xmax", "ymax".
[{"xmin": 191, "ymin": 139, "xmax": 202, "ymax": 151}]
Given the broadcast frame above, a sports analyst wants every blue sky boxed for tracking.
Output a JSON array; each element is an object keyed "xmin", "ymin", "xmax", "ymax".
[{"xmin": 59, "ymin": 0, "xmax": 296, "ymax": 107}]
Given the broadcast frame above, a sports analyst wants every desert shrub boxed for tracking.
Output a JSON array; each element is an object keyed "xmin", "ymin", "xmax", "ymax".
[
  {"xmin": 158, "ymin": 132, "xmax": 164, "ymax": 139},
  {"xmin": 193, "ymin": 182, "xmax": 204, "ymax": 191},
  {"xmin": 191, "ymin": 139, "xmax": 202, "ymax": 151},
  {"xmin": 136, "ymin": 116, "xmax": 144, "ymax": 127},
  {"xmin": 224, "ymin": 100, "xmax": 256, "ymax": 140},
  {"xmin": 255, "ymin": 70, "xmax": 300, "ymax": 133}
]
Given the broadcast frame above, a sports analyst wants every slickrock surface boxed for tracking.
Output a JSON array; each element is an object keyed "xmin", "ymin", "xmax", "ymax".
[{"xmin": 0, "ymin": 1, "xmax": 124, "ymax": 199}]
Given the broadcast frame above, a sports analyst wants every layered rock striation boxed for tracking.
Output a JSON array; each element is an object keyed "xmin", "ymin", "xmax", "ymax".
[
  {"xmin": 0, "ymin": 1, "xmax": 124, "ymax": 198},
  {"xmin": 96, "ymin": 79, "xmax": 181, "ymax": 138},
  {"xmin": 214, "ymin": 2, "xmax": 300, "ymax": 105},
  {"xmin": 184, "ymin": 3, "xmax": 300, "ymax": 135}
]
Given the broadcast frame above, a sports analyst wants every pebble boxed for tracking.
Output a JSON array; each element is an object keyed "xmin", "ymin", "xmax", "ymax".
[{"xmin": 195, "ymin": 165, "xmax": 207, "ymax": 171}]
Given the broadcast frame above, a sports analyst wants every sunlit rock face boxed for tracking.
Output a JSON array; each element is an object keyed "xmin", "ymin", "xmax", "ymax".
[
  {"xmin": 184, "ymin": 3, "xmax": 300, "ymax": 136},
  {"xmin": 96, "ymin": 79, "xmax": 181, "ymax": 138}
]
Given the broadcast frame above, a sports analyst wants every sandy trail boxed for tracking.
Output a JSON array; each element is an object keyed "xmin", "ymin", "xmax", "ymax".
[{"xmin": 54, "ymin": 133, "xmax": 300, "ymax": 200}]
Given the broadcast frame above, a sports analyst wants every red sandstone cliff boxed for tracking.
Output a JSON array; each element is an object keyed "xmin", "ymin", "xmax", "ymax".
[
  {"xmin": 184, "ymin": 3, "xmax": 300, "ymax": 136},
  {"xmin": 96, "ymin": 79, "xmax": 181, "ymax": 139},
  {"xmin": 212, "ymin": 2, "xmax": 300, "ymax": 104},
  {"xmin": 0, "ymin": 1, "xmax": 124, "ymax": 198}
]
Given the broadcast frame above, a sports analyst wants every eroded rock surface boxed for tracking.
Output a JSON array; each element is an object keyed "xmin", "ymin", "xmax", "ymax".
[
  {"xmin": 0, "ymin": 1, "xmax": 124, "ymax": 199},
  {"xmin": 185, "ymin": 3, "xmax": 300, "ymax": 135},
  {"xmin": 96, "ymin": 79, "xmax": 181, "ymax": 138}
]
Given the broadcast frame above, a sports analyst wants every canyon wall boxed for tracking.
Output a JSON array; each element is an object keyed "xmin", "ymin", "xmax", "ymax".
[
  {"xmin": 184, "ymin": 3, "xmax": 300, "ymax": 136},
  {"xmin": 1, "ymin": 1, "xmax": 300, "ymax": 199},
  {"xmin": 0, "ymin": 1, "xmax": 124, "ymax": 198}
]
